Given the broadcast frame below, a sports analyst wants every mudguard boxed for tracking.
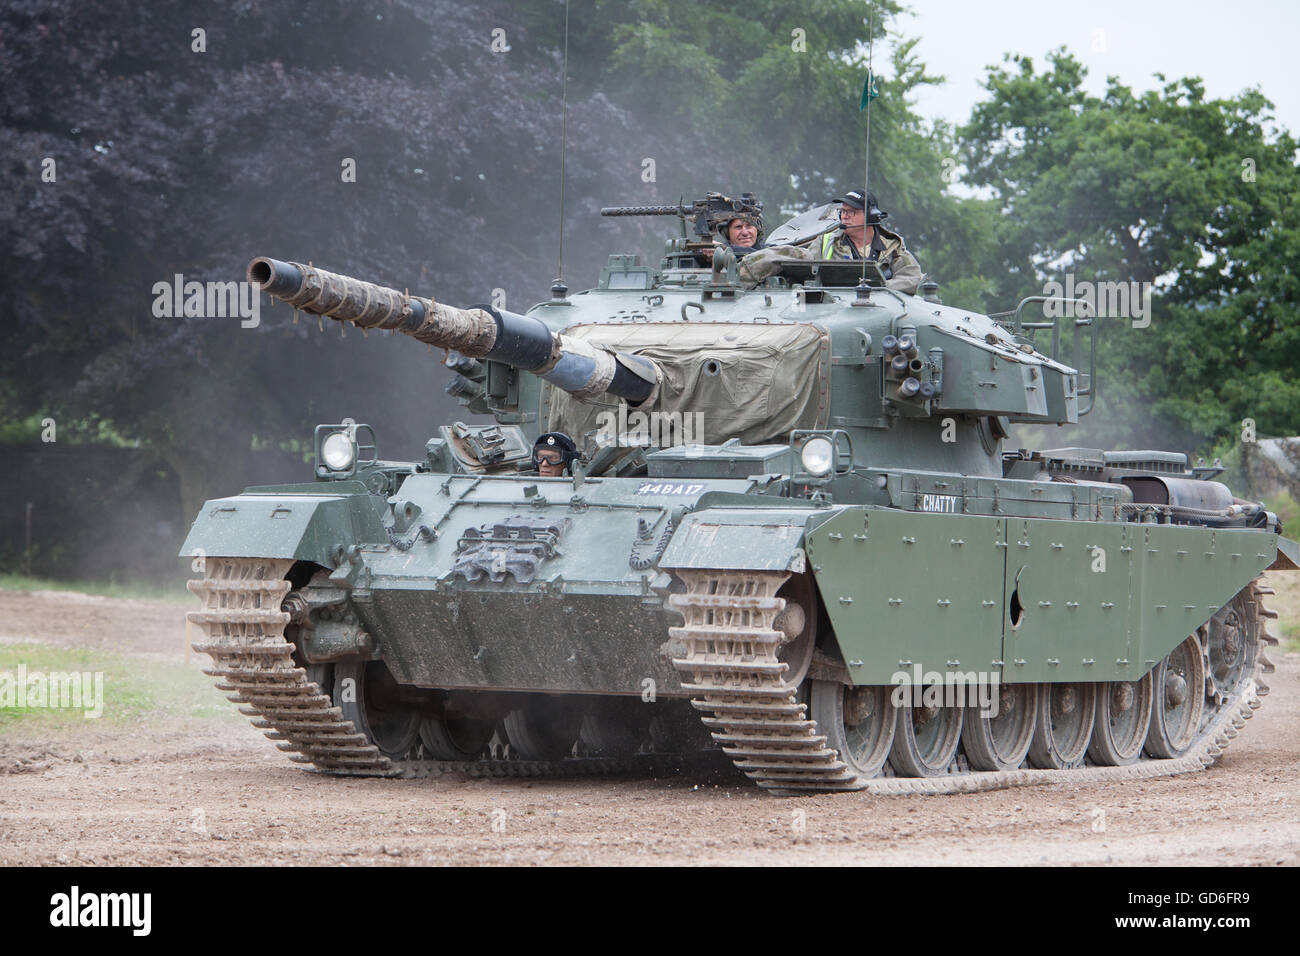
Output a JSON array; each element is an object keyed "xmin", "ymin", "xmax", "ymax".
[
  {"xmin": 178, "ymin": 486, "xmax": 385, "ymax": 566},
  {"xmin": 658, "ymin": 508, "xmax": 814, "ymax": 573},
  {"xmin": 660, "ymin": 512, "xmax": 811, "ymax": 572}
]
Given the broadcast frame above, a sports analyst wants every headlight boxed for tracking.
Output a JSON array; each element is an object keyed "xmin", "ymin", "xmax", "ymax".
[
  {"xmin": 800, "ymin": 437, "xmax": 834, "ymax": 476},
  {"xmin": 321, "ymin": 432, "xmax": 355, "ymax": 471}
]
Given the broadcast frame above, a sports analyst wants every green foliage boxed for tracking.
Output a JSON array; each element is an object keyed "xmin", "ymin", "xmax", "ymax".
[
  {"xmin": 1262, "ymin": 488, "xmax": 1300, "ymax": 530},
  {"xmin": 521, "ymin": 2, "xmax": 937, "ymax": 210},
  {"xmin": 957, "ymin": 49, "xmax": 1300, "ymax": 452},
  {"xmin": 0, "ymin": 415, "xmax": 45, "ymax": 445}
]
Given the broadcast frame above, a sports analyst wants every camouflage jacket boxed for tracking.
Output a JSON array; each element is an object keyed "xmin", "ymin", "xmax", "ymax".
[
  {"xmin": 812, "ymin": 225, "xmax": 923, "ymax": 295},
  {"xmin": 736, "ymin": 226, "xmax": 924, "ymax": 294}
]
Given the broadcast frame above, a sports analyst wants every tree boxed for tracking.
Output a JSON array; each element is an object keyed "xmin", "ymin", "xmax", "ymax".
[
  {"xmin": 0, "ymin": 0, "xmax": 638, "ymax": 521},
  {"xmin": 518, "ymin": 0, "xmax": 977, "ymax": 291},
  {"xmin": 958, "ymin": 50, "xmax": 1300, "ymax": 452}
]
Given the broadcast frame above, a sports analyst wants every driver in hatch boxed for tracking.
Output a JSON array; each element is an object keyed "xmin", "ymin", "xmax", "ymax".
[{"xmin": 532, "ymin": 432, "xmax": 579, "ymax": 477}]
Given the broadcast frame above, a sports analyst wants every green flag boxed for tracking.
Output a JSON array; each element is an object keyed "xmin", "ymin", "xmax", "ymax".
[{"xmin": 859, "ymin": 71, "xmax": 879, "ymax": 111}]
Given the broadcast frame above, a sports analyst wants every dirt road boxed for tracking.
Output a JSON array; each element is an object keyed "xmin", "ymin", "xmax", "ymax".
[{"xmin": 1, "ymin": 585, "xmax": 1296, "ymax": 866}]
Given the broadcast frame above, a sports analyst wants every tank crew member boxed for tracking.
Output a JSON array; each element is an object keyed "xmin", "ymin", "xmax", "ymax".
[
  {"xmin": 699, "ymin": 208, "xmax": 765, "ymax": 265},
  {"xmin": 806, "ymin": 188, "xmax": 922, "ymax": 294},
  {"xmin": 719, "ymin": 211, "xmax": 764, "ymax": 256},
  {"xmin": 532, "ymin": 432, "xmax": 579, "ymax": 477}
]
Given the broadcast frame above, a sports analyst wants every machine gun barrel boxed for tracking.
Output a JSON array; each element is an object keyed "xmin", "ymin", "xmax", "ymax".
[
  {"xmin": 248, "ymin": 257, "xmax": 657, "ymax": 404},
  {"xmin": 600, "ymin": 205, "xmax": 689, "ymax": 217},
  {"xmin": 601, "ymin": 193, "xmax": 762, "ymax": 239}
]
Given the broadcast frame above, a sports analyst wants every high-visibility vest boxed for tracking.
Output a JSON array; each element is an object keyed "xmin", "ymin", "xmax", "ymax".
[
  {"xmin": 822, "ymin": 231, "xmax": 893, "ymax": 277},
  {"xmin": 821, "ymin": 232, "xmax": 849, "ymax": 259}
]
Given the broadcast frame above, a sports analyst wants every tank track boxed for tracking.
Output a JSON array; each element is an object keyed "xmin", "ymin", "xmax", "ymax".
[
  {"xmin": 669, "ymin": 569, "xmax": 868, "ymax": 791},
  {"xmin": 189, "ymin": 559, "xmax": 1279, "ymax": 794},
  {"xmin": 668, "ymin": 569, "xmax": 1279, "ymax": 796},
  {"xmin": 187, "ymin": 557, "xmax": 702, "ymax": 781},
  {"xmin": 189, "ymin": 558, "xmax": 401, "ymax": 776}
]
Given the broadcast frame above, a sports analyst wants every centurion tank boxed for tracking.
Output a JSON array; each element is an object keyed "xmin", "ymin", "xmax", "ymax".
[{"xmin": 182, "ymin": 193, "xmax": 1298, "ymax": 794}]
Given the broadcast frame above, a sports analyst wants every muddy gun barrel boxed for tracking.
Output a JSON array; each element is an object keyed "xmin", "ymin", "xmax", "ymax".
[{"xmin": 248, "ymin": 257, "xmax": 657, "ymax": 404}]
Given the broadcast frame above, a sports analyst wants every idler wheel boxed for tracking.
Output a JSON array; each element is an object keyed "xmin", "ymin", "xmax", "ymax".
[
  {"xmin": 1145, "ymin": 635, "xmax": 1206, "ymax": 759},
  {"xmin": 811, "ymin": 681, "xmax": 895, "ymax": 778},
  {"xmin": 1027, "ymin": 682, "xmax": 1096, "ymax": 769},
  {"xmin": 504, "ymin": 696, "xmax": 584, "ymax": 761},
  {"xmin": 962, "ymin": 681, "xmax": 1038, "ymax": 771},
  {"xmin": 1087, "ymin": 673, "xmax": 1154, "ymax": 766},
  {"xmin": 334, "ymin": 660, "xmax": 421, "ymax": 759},
  {"xmin": 1207, "ymin": 598, "xmax": 1256, "ymax": 703}
]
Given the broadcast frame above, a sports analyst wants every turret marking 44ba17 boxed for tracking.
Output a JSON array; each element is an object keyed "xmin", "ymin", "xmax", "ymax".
[{"xmin": 182, "ymin": 199, "xmax": 1298, "ymax": 795}]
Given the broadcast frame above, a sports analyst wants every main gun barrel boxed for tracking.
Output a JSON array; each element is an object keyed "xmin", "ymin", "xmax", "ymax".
[{"xmin": 248, "ymin": 257, "xmax": 657, "ymax": 404}]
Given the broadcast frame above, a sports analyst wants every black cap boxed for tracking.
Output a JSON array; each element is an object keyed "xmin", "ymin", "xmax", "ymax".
[
  {"xmin": 532, "ymin": 432, "xmax": 579, "ymax": 466},
  {"xmin": 839, "ymin": 189, "xmax": 887, "ymax": 224},
  {"xmin": 839, "ymin": 189, "xmax": 867, "ymax": 210}
]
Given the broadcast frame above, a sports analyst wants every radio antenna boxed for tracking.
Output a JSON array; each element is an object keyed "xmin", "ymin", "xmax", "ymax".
[
  {"xmin": 863, "ymin": 8, "xmax": 874, "ymax": 284},
  {"xmin": 554, "ymin": 0, "xmax": 571, "ymax": 290}
]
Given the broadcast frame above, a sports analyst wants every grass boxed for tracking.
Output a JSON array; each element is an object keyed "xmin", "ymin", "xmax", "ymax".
[
  {"xmin": 1276, "ymin": 618, "xmax": 1300, "ymax": 654},
  {"xmin": 0, "ymin": 572, "xmax": 191, "ymax": 603},
  {"xmin": 0, "ymin": 643, "xmax": 237, "ymax": 731},
  {"xmin": 1261, "ymin": 569, "xmax": 1300, "ymax": 653}
]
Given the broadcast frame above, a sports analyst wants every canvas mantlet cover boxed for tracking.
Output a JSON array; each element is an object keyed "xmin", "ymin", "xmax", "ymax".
[{"xmin": 544, "ymin": 321, "xmax": 829, "ymax": 448}]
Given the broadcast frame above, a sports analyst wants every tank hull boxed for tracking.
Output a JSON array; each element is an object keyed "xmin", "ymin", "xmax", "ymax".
[{"xmin": 183, "ymin": 471, "xmax": 1283, "ymax": 694}]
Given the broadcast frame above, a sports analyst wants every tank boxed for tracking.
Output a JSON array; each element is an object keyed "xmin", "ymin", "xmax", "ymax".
[{"xmin": 181, "ymin": 196, "xmax": 1299, "ymax": 794}]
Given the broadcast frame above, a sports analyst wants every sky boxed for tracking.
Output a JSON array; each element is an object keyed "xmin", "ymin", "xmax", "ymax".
[{"xmin": 895, "ymin": 0, "xmax": 1300, "ymax": 139}]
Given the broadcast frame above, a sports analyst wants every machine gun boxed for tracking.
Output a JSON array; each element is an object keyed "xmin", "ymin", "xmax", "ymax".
[{"xmin": 600, "ymin": 192, "xmax": 762, "ymax": 246}]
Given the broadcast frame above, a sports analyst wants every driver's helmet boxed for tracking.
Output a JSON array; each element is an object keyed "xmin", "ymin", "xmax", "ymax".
[{"xmin": 531, "ymin": 432, "xmax": 579, "ymax": 471}]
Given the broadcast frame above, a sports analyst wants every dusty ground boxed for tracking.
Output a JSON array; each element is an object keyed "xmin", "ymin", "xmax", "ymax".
[{"xmin": 0, "ymin": 582, "xmax": 1297, "ymax": 866}]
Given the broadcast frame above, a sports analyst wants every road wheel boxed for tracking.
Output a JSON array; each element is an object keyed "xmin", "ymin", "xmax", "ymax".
[
  {"xmin": 1145, "ymin": 636, "xmax": 1205, "ymax": 759},
  {"xmin": 811, "ymin": 681, "xmax": 894, "ymax": 778},
  {"xmin": 962, "ymin": 682, "xmax": 1038, "ymax": 771},
  {"xmin": 419, "ymin": 715, "xmax": 496, "ymax": 760},
  {"xmin": 334, "ymin": 660, "xmax": 420, "ymax": 760},
  {"xmin": 888, "ymin": 692, "xmax": 963, "ymax": 777},
  {"xmin": 1088, "ymin": 675, "xmax": 1153, "ymax": 766},
  {"xmin": 504, "ymin": 697, "xmax": 583, "ymax": 761},
  {"xmin": 1027, "ymin": 682, "xmax": 1095, "ymax": 769}
]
